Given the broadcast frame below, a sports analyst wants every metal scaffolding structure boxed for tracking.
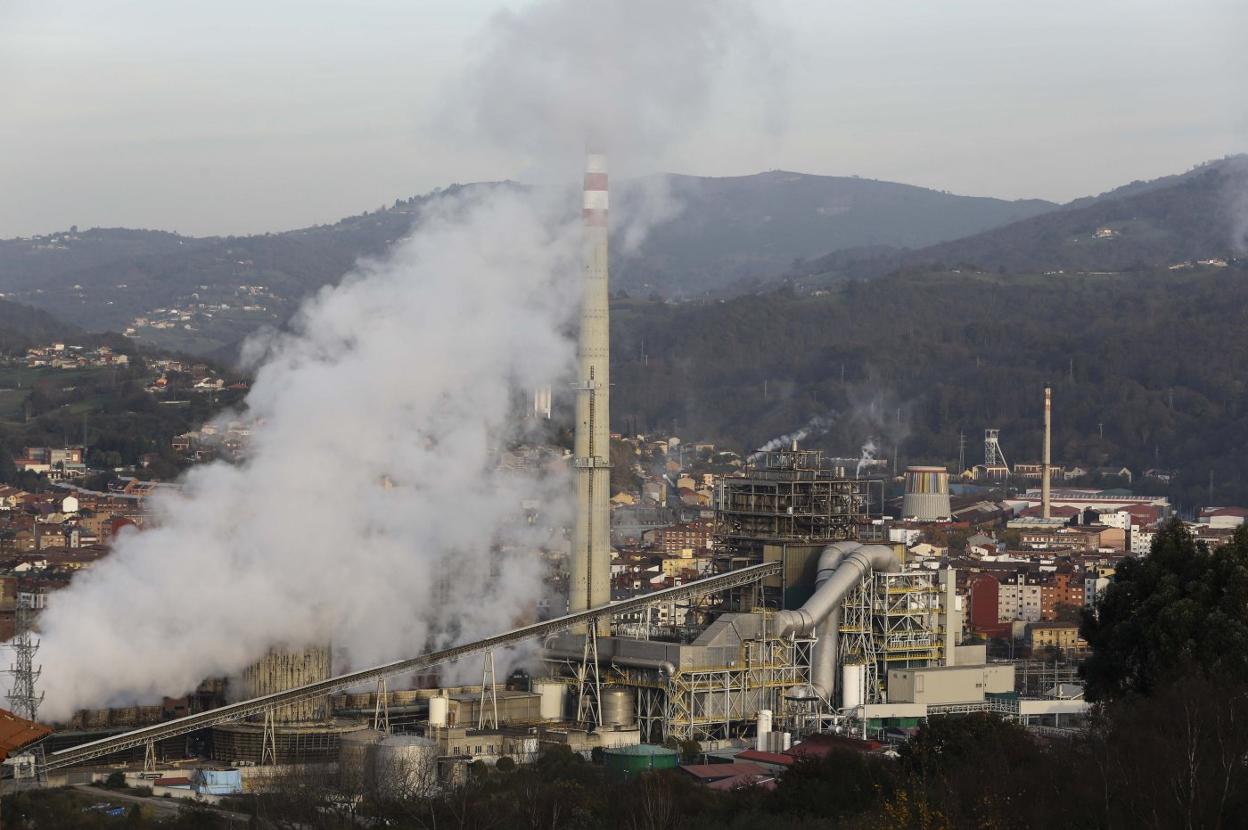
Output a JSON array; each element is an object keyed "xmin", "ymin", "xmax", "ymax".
[
  {"xmin": 839, "ymin": 571, "xmax": 945, "ymax": 705},
  {"xmin": 715, "ymin": 451, "xmax": 879, "ymax": 553},
  {"xmin": 661, "ymin": 630, "xmax": 814, "ymax": 743},
  {"xmin": 588, "ymin": 611, "xmax": 815, "ymax": 744}
]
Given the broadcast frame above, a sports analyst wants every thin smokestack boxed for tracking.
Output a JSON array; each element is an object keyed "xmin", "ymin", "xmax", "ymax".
[
  {"xmin": 570, "ymin": 151, "xmax": 612, "ymax": 634},
  {"xmin": 1042, "ymin": 385, "xmax": 1052, "ymax": 519}
]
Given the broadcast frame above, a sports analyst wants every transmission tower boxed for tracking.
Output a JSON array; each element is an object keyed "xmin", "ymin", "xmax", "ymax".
[{"xmin": 8, "ymin": 596, "xmax": 45, "ymax": 723}]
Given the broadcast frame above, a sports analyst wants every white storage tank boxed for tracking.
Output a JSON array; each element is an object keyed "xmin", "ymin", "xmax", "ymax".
[
  {"xmin": 842, "ymin": 663, "xmax": 866, "ymax": 710},
  {"xmin": 534, "ymin": 680, "xmax": 567, "ymax": 721},
  {"xmin": 755, "ymin": 709, "xmax": 772, "ymax": 751},
  {"xmin": 370, "ymin": 735, "xmax": 439, "ymax": 799},
  {"xmin": 428, "ymin": 695, "xmax": 448, "ymax": 727},
  {"xmin": 600, "ymin": 688, "xmax": 636, "ymax": 728}
]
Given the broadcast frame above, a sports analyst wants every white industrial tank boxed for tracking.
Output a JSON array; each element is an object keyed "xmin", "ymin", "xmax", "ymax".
[
  {"xmin": 600, "ymin": 688, "xmax": 636, "ymax": 727},
  {"xmin": 534, "ymin": 680, "xmax": 567, "ymax": 721},
  {"xmin": 370, "ymin": 734, "xmax": 439, "ymax": 798},
  {"xmin": 842, "ymin": 663, "xmax": 866, "ymax": 710},
  {"xmin": 428, "ymin": 695, "xmax": 448, "ymax": 727},
  {"xmin": 755, "ymin": 709, "xmax": 773, "ymax": 751}
]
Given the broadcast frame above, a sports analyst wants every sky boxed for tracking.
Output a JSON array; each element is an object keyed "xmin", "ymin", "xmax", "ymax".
[{"xmin": 1, "ymin": 0, "xmax": 1244, "ymax": 238}]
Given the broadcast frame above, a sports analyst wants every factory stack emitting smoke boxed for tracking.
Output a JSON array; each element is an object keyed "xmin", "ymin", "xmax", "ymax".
[
  {"xmin": 24, "ymin": 0, "xmax": 785, "ymax": 722},
  {"xmin": 569, "ymin": 152, "xmax": 612, "ymax": 635},
  {"xmin": 1042, "ymin": 385, "xmax": 1053, "ymax": 519}
]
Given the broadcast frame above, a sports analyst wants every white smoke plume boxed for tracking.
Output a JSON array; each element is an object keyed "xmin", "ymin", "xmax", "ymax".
[
  {"xmin": 749, "ymin": 413, "xmax": 838, "ymax": 462},
  {"xmin": 35, "ymin": 190, "xmax": 578, "ymax": 718},
  {"xmin": 855, "ymin": 438, "xmax": 878, "ymax": 478},
  {"xmin": 454, "ymin": 0, "xmax": 784, "ymax": 173},
  {"xmin": 30, "ymin": 0, "xmax": 787, "ymax": 719}
]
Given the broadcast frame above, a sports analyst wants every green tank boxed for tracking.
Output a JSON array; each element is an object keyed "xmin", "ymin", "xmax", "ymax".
[{"xmin": 603, "ymin": 744, "xmax": 680, "ymax": 777}]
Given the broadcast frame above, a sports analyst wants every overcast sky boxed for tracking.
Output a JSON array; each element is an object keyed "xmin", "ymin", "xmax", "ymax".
[{"xmin": 1, "ymin": 0, "xmax": 1244, "ymax": 238}]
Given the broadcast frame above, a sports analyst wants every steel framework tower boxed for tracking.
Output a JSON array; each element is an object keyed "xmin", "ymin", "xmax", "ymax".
[
  {"xmin": 570, "ymin": 151, "xmax": 612, "ymax": 635},
  {"xmin": 7, "ymin": 597, "xmax": 44, "ymax": 722},
  {"xmin": 982, "ymin": 428, "xmax": 1010, "ymax": 481}
]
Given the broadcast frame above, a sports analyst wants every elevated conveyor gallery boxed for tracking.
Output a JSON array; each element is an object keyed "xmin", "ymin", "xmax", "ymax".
[{"xmin": 40, "ymin": 563, "xmax": 780, "ymax": 772}]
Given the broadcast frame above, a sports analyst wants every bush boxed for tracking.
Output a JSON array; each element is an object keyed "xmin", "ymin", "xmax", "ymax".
[{"xmin": 104, "ymin": 771, "xmax": 127, "ymax": 789}]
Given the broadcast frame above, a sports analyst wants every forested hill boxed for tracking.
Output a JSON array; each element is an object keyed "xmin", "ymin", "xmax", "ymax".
[
  {"xmin": 0, "ymin": 298, "xmax": 84, "ymax": 353},
  {"xmin": 610, "ymin": 172, "xmax": 1053, "ymax": 296},
  {"xmin": 789, "ymin": 156, "xmax": 1248, "ymax": 287},
  {"xmin": 610, "ymin": 263, "xmax": 1248, "ymax": 509},
  {"xmin": 0, "ymin": 173, "xmax": 1053, "ymax": 355}
]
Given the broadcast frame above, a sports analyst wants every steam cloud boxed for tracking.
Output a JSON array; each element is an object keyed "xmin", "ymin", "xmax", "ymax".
[
  {"xmin": 30, "ymin": 0, "xmax": 785, "ymax": 719},
  {"xmin": 750, "ymin": 413, "xmax": 838, "ymax": 461},
  {"xmin": 36, "ymin": 190, "xmax": 577, "ymax": 718},
  {"xmin": 855, "ymin": 439, "xmax": 878, "ymax": 478}
]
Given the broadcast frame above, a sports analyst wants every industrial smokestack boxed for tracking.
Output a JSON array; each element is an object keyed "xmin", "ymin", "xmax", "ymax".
[
  {"xmin": 570, "ymin": 151, "xmax": 612, "ymax": 634},
  {"xmin": 1042, "ymin": 385, "xmax": 1052, "ymax": 519}
]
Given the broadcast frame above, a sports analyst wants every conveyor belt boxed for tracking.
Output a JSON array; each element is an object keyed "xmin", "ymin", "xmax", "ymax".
[{"xmin": 42, "ymin": 562, "xmax": 779, "ymax": 771}]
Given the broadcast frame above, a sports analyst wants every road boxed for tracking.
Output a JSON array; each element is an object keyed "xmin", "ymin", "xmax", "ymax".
[{"xmin": 73, "ymin": 784, "xmax": 254, "ymax": 825}]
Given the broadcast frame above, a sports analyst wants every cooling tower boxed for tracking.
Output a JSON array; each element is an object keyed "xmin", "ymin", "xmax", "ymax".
[
  {"xmin": 901, "ymin": 466, "xmax": 952, "ymax": 521},
  {"xmin": 569, "ymin": 151, "xmax": 612, "ymax": 634}
]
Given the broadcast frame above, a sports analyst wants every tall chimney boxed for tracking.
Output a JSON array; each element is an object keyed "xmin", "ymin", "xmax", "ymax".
[
  {"xmin": 1042, "ymin": 385, "xmax": 1052, "ymax": 519},
  {"xmin": 570, "ymin": 151, "xmax": 612, "ymax": 635}
]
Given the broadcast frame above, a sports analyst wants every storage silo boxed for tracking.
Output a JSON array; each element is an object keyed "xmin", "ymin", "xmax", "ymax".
[
  {"xmin": 534, "ymin": 680, "xmax": 567, "ymax": 721},
  {"xmin": 901, "ymin": 466, "xmax": 952, "ymax": 521},
  {"xmin": 600, "ymin": 689, "xmax": 636, "ymax": 728},
  {"xmin": 842, "ymin": 663, "xmax": 866, "ymax": 709},
  {"xmin": 428, "ymin": 695, "xmax": 449, "ymax": 727},
  {"xmin": 338, "ymin": 729, "xmax": 385, "ymax": 792},
  {"xmin": 370, "ymin": 735, "xmax": 440, "ymax": 799}
]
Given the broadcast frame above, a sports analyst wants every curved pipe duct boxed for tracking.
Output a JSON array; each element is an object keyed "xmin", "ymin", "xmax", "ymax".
[{"xmin": 773, "ymin": 543, "xmax": 899, "ymax": 701}]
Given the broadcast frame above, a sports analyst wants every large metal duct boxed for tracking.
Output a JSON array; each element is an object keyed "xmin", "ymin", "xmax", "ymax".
[{"xmin": 773, "ymin": 543, "xmax": 899, "ymax": 701}]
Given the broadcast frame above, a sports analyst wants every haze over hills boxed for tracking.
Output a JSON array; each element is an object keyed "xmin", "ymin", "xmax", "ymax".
[
  {"xmin": 786, "ymin": 156, "xmax": 1248, "ymax": 288},
  {"xmin": 611, "ymin": 171, "xmax": 1054, "ymax": 295},
  {"xmin": 0, "ymin": 172, "xmax": 1054, "ymax": 355}
]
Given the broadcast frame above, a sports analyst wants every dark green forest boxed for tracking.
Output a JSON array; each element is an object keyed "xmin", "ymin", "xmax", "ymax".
[{"xmin": 611, "ymin": 264, "xmax": 1248, "ymax": 509}]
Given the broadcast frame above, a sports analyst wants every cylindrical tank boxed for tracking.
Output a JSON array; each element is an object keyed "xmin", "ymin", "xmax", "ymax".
[
  {"xmin": 842, "ymin": 663, "xmax": 865, "ymax": 710},
  {"xmin": 600, "ymin": 689, "xmax": 636, "ymax": 727},
  {"xmin": 370, "ymin": 735, "xmax": 439, "ymax": 798},
  {"xmin": 428, "ymin": 695, "xmax": 448, "ymax": 727},
  {"xmin": 338, "ymin": 729, "xmax": 384, "ymax": 792},
  {"xmin": 755, "ymin": 709, "xmax": 772, "ymax": 751},
  {"xmin": 603, "ymin": 744, "xmax": 679, "ymax": 778},
  {"xmin": 902, "ymin": 466, "xmax": 952, "ymax": 521},
  {"xmin": 534, "ymin": 681, "xmax": 567, "ymax": 721}
]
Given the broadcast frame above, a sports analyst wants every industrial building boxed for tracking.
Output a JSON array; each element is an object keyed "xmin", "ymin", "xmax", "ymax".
[{"xmin": 25, "ymin": 150, "xmax": 1087, "ymax": 792}]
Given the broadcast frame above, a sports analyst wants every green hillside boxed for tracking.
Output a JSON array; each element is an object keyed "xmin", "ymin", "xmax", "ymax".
[{"xmin": 610, "ymin": 263, "xmax": 1248, "ymax": 509}]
